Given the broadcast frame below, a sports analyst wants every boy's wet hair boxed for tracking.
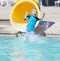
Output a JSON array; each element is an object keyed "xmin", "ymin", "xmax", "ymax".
[{"xmin": 31, "ymin": 8, "xmax": 38, "ymax": 15}]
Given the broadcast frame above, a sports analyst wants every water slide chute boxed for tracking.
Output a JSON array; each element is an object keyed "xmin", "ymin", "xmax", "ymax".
[{"xmin": 10, "ymin": 0, "xmax": 40, "ymax": 32}]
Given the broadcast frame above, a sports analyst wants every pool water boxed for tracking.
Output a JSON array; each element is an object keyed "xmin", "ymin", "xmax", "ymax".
[{"xmin": 0, "ymin": 35, "xmax": 60, "ymax": 61}]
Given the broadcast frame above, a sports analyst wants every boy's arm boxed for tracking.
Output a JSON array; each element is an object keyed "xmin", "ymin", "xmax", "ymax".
[
  {"xmin": 35, "ymin": 17, "xmax": 42, "ymax": 22},
  {"xmin": 35, "ymin": 17, "xmax": 42, "ymax": 21},
  {"xmin": 24, "ymin": 12, "xmax": 30, "ymax": 20},
  {"xmin": 24, "ymin": 12, "xmax": 28, "ymax": 20},
  {"xmin": 24, "ymin": 16, "xmax": 30, "ymax": 20},
  {"xmin": 37, "ymin": 13, "xmax": 45, "ymax": 22},
  {"xmin": 38, "ymin": 18, "xmax": 42, "ymax": 22}
]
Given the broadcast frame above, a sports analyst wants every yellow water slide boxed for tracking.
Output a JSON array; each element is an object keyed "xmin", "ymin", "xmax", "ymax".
[{"xmin": 10, "ymin": 0, "xmax": 40, "ymax": 32}]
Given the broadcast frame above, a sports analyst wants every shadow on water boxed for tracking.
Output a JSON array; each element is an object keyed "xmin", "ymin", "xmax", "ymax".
[{"xmin": 35, "ymin": 21, "xmax": 55, "ymax": 36}]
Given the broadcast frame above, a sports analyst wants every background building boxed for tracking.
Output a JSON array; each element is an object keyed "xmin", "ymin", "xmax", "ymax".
[{"xmin": 42, "ymin": 0, "xmax": 58, "ymax": 6}]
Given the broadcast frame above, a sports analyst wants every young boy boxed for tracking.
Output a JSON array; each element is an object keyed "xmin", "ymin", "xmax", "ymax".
[{"xmin": 24, "ymin": 8, "xmax": 41, "ymax": 33}]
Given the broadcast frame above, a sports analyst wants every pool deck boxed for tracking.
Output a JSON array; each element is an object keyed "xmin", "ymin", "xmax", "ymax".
[
  {"xmin": 41, "ymin": 6, "xmax": 60, "ymax": 37},
  {"xmin": 0, "ymin": 6, "xmax": 60, "ymax": 37}
]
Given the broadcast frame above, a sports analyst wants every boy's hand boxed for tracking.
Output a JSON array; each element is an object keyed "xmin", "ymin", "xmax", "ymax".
[
  {"xmin": 25, "ymin": 11, "xmax": 28, "ymax": 16},
  {"xmin": 24, "ymin": 11, "xmax": 28, "ymax": 20}
]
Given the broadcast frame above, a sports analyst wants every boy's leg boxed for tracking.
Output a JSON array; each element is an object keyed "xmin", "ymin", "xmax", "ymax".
[{"xmin": 23, "ymin": 31, "xmax": 34, "ymax": 41}]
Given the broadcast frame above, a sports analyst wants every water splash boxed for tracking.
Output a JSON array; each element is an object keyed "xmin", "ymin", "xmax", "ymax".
[{"xmin": 23, "ymin": 32, "xmax": 46, "ymax": 44}]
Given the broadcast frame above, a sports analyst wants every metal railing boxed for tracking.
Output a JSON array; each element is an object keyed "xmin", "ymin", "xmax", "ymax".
[
  {"xmin": 55, "ymin": 0, "xmax": 60, "ymax": 6},
  {"xmin": 0, "ymin": 0, "xmax": 15, "ymax": 7}
]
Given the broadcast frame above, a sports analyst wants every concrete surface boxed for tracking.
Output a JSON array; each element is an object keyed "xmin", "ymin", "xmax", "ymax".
[{"xmin": 0, "ymin": 6, "xmax": 60, "ymax": 37}]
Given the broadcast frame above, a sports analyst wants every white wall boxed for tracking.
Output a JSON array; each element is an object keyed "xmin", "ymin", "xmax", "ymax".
[
  {"xmin": 0, "ymin": 7, "xmax": 12, "ymax": 20},
  {"xmin": 0, "ymin": 0, "xmax": 15, "ymax": 20}
]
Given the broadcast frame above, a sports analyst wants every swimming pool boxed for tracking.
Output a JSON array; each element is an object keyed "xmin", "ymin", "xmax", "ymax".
[{"xmin": 0, "ymin": 35, "xmax": 60, "ymax": 61}]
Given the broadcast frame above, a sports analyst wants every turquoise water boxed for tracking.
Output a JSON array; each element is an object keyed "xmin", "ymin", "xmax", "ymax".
[{"xmin": 0, "ymin": 35, "xmax": 60, "ymax": 61}]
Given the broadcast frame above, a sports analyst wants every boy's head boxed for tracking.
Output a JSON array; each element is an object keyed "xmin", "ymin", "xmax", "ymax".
[{"xmin": 31, "ymin": 8, "xmax": 37, "ymax": 16}]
